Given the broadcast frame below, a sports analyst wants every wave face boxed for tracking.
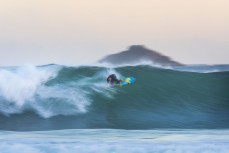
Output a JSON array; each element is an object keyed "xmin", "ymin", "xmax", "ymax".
[{"xmin": 0, "ymin": 64, "xmax": 229, "ymax": 131}]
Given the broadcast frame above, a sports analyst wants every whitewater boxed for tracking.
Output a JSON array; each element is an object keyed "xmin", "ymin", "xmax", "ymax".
[{"xmin": 0, "ymin": 64, "xmax": 229, "ymax": 153}]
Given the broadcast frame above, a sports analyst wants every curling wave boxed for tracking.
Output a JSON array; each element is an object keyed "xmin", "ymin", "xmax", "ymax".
[{"xmin": 0, "ymin": 64, "xmax": 229, "ymax": 130}]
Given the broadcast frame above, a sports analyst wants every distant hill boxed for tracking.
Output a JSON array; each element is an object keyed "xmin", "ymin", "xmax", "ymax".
[{"xmin": 98, "ymin": 45, "xmax": 183, "ymax": 66}]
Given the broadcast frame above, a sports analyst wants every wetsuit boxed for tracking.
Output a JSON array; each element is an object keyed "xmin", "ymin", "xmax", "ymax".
[{"xmin": 107, "ymin": 74, "xmax": 121, "ymax": 85}]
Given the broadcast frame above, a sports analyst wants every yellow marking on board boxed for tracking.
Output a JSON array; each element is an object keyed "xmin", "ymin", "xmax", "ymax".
[{"xmin": 125, "ymin": 78, "xmax": 131, "ymax": 83}]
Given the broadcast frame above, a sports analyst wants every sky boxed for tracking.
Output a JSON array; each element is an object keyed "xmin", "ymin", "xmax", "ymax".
[{"xmin": 0, "ymin": 0, "xmax": 228, "ymax": 66}]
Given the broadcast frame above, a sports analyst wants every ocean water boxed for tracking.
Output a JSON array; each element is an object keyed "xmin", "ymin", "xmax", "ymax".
[
  {"xmin": 0, "ymin": 64, "xmax": 229, "ymax": 153},
  {"xmin": 1, "ymin": 129, "xmax": 229, "ymax": 153}
]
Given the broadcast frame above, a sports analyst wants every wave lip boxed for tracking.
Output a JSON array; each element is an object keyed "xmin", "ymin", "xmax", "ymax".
[{"xmin": 173, "ymin": 64, "xmax": 229, "ymax": 73}]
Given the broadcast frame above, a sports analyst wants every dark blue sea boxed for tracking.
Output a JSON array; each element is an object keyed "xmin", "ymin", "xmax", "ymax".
[{"xmin": 0, "ymin": 64, "xmax": 229, "ymax": 153}]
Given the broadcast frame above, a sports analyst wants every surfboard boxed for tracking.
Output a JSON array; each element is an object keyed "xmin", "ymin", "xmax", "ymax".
[{"xmin": 121, "ymin": 77, "xmax": 136, "ymax": 86}]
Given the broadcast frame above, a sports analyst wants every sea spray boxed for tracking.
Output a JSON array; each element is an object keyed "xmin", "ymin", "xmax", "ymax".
[{"xmin": 0, "ymin": 64, "xmax": 59, "ymax": 115}]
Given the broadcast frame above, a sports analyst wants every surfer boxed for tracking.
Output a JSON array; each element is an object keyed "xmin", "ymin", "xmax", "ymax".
[{"xmin": 107, "ymin": 74, "xmax": 122, "ymax": 85}]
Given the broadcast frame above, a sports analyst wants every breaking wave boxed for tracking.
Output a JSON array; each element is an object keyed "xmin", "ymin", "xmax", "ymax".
[{"xmin": 0, "ymin": 64, "xmax": 229, "ymax": 130}]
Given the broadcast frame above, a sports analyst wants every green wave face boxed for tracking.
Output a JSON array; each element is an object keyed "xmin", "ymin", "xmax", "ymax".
[{"xmin": 0, "ymin": 65, "xmax": 229, "ymax": 130}]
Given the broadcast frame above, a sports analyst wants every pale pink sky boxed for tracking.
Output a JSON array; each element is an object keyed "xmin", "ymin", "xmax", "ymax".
[{"xmin": 0, "ymin": 0, "xmax": 228, "ymax": 66}]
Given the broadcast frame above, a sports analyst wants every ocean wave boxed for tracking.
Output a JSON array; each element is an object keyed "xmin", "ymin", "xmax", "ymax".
[{"xmin": 0, "ymin": 64, "xmax": 229, "ymax": 130}]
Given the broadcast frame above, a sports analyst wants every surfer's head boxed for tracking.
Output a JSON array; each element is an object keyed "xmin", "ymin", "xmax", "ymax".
[{"xmin": 107, "ymin": 74, "xmax": 120, "ymax": 85}]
